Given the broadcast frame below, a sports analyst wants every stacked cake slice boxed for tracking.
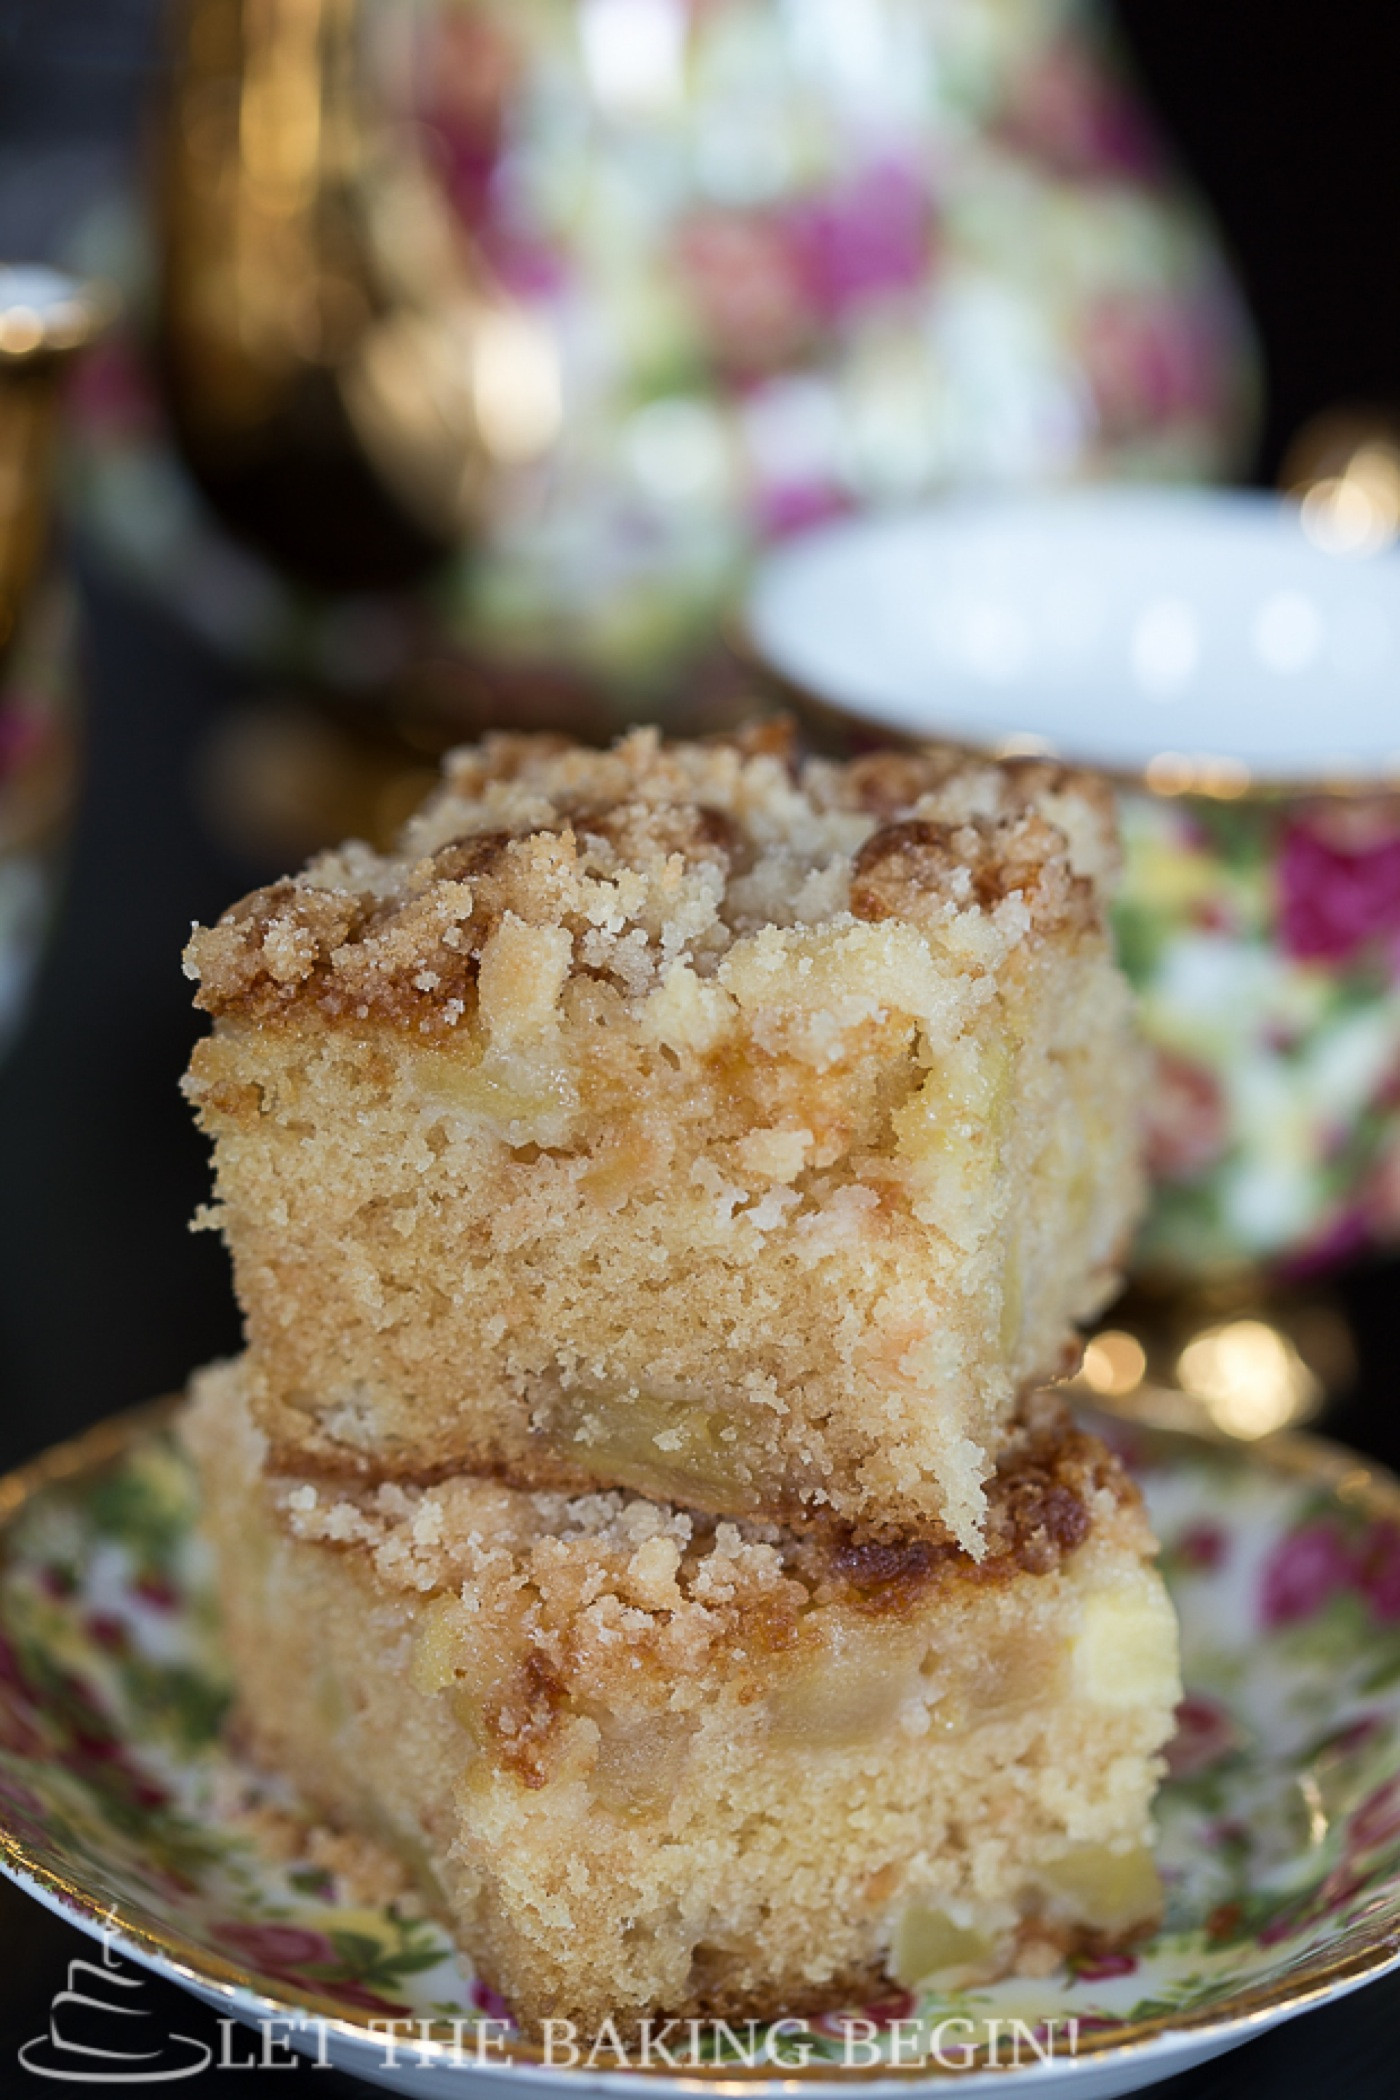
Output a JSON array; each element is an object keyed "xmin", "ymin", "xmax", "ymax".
[{"xmin": 180, "ymin": 725, "xmax": 1180, "ymax": 2035}]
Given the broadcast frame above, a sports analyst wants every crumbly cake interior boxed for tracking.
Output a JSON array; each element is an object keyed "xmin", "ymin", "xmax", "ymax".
[
  {"xmin": 184, "ymin": 1359, "xmax": 1179, "ymax": 2038},
  {"xmin": 185, "ymin": 727, "xmax": 1143, "ymax": 1550}
]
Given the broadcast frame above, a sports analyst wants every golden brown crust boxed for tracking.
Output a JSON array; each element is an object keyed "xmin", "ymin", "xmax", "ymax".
[
  {"xmin": 837, "ymin": 747, "xmax": 971, "ymax": 817},
  {"xmin": 262, "ymin": 1390, "xmax": 1141, "ymax": 1629},
  {"xmin": 742, "ymin": 1392, "xmax": 1136, "ymax": 1605},
  {"xmin": 257, "ymin": 1379, "xmax": 1135, "ymax": 1579},
  {"xmin": 850, "ymin": 812, "xmax": 1096, "ymax": 935},
  {"xmin": 185, "ymin": 725, "xmax": 1119, "ymax": 1030}
]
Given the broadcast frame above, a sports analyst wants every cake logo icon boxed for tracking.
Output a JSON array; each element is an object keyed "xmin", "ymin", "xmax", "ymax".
[{"xmin": 19, "ymin": 1926, "xmax": 211, "ymax": 2084}]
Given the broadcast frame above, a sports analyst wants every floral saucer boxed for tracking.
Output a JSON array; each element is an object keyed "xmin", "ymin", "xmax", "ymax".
[{"xmin": 2, "ymin": 1401, "xmax": 1400, "ymax": 2100}]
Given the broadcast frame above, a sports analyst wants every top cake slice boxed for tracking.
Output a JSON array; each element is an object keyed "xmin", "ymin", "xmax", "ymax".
[{"xmin": 184, "ymin": 724, "xmax": 1142, "ymax": 1549}]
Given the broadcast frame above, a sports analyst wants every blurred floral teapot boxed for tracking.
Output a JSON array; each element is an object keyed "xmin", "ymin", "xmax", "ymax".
[{"xmin": 156, "ymin": 0, "xmax": 1256, "ymax": 709}]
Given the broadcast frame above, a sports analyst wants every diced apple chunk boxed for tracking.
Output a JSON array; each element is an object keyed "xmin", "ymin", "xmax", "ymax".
[
  {"xmin": 555, "ymin": 1394, "xmax": 763, "ymax": 1512},
  {"xmin": 409, "ymin": 1593, "xmax": 464, "ymax": 1696},
  {"xmin": 1040, "ymin": 1843, "xmax": 1162, "ymax": 1931},
  {"xmin": 926, "ymin": 1628, "xmax": 1068, "ymax": 1734},
  {"xmin": 413, "ymin": 1042, "xmax": 577, "ymax": 1147},
  {"xmin": 891, "ymin": 1905, "xmax": 997, "ymax": 1988},
  {"xmin": 892, "ymin": 1036, "xmax": 1014, "ymax": 1256},
  {"xmin": 767, "ymin": 1623, "xmax": 925, "ymax": 1750},
  {"xmin": 1072, "ymin": 1574, "xmax": 1182, "ymax": 1712},
  {"xmin": 588, "ymin": 1711, "xmax": 696, "ymax": 1816}
]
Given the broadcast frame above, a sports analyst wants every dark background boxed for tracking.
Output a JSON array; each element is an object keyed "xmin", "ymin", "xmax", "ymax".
[{"xmin": 2, "ymin": 1, "xmax": 1400, "ymax": 2091}]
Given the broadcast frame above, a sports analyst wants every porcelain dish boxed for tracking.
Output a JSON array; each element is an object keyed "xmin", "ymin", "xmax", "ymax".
[
  {"xmin": 2, "ymin": 1399, "xmax": 1400, "ymax": 2095},
  {"xmin": 746, "ymin": 489, "xmax": 1400, "ymax": 787}
]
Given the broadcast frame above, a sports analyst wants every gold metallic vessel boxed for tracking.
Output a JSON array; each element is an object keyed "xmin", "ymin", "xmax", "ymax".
[
  {"xmin": 0, "ymin": 269, "xmax": 107, "ymax": 680},
  {"xmin": 158, "ymin": 0, "xmax": 507, "ymax": 591},
  {"xmin": 0, "ymin": 266, "xmax": 108, "ymax": 1054}
]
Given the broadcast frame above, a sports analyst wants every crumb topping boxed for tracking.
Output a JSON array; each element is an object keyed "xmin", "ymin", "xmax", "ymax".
[
  {"xmin": 184, "ymin": 726, "xmax": 1119, "ymax": 1032},
  {"xmin": 271, "ymin": 1391, "xmax": 1137, "ymax": 1634}
]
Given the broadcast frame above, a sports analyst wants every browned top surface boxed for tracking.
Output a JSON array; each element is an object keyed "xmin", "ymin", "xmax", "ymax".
[
  {"xmin": 784, "ymin": 1391, "xmax": 1134, "ymax": 1604},
  {"xmin": 184, "ymin": 725, "xmax": 1118, "ymax": 1031}
]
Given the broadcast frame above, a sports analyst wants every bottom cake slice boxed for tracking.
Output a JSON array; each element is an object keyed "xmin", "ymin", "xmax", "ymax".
[{"xmin": 183, "ymin": 1359, "xmax": 1181, "ymax": 2039}]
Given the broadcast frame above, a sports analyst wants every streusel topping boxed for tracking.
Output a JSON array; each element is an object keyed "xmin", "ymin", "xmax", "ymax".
[
  {"xmin": 272, "ymin": 1391, "xmax": 1138, "ymax": 1636},
  {"xmin": 184, "ymin": 725, "xmax": 1118, "ymax": 1032}
]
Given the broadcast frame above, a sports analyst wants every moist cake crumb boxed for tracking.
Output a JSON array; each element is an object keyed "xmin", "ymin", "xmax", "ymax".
[
  {"xmin": 184, "ymin": 1357, "xmax": 1180, "ymax": 2039},
  {"xmin": 184, "ymin": 726, "xmax": 1143, "ymax": 1550}
]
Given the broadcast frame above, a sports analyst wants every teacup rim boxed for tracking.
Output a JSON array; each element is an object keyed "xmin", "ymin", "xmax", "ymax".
[
  {"xmin": 737, "ymin": 488, "xmax": 1400, "ymax": 804},
  {"xmin": 735, "ymin": 643, "xmax": 1400, "ymax": 803}
]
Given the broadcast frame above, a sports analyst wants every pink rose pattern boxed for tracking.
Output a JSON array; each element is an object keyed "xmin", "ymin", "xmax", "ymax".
[
  {"xmin": 784, "ymin": 161, "xmax": 932, "ymax": 325},
  {"xmin": 333, "ymin": 0, "xmax": 1253, "ymax": 697},
  {"xmin": 217, "ymin": 1922, "xmax": 337, "ymax": 1971},
  {"xmin": 470, "ymin": 1978, "xmax": 515, "ymax": 2024},
  {"xmin": 1260, "ymin": 1518, "xmax": 1400, "ymax": 1629},
  {"xmin": 991, "ymin": 24, "xmax": 1166, "ymax": 182},
  {"xmin": 1083, "ymin": 291, "xmax": 1232, "ymax": 441},
  {"xmin": 1144, "ymin": 1052, "xmax": 1230, "ymax": 1183},
  {"xmin": 1350, "ymin": 1777, "xmax": 1400, "ymax": 1857},
  {"xmin": 1126, "ymin": 793, "xmax": 1400, "ymax": 1275},
  {"xmin": 212, "ymin": 1923, "xmax": 413, "ymax": 2017},
  {"xmin": 415, "ymin": 3, "xmax": 1235, "ymax": 473},
  {"xmin": 1279, "ymin": 819, "xmax": 1400, "ymax": 970},
  {"xmin": 813, "ymin": 1988, "xmax": 916, "ymax": 2041},
  {"xmin": 1260, "ymin": 1522, "xmax": 1361, "ymax": 1628},
  {"xmin": 1175, "ymin": 1522, "xmax": 1229, "ymax": 1573},
  {"xmin": 1167, "ymin": 1694, "xmax": 1241, "ymax": 1780},
  {"xmin": 1071, "ymin": 1951, "xmax": 1139, "ymax": 1983}
]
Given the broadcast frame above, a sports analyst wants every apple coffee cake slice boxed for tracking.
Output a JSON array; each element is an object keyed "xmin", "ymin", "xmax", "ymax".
[
  {"xmin": 184, "ymin": 726, "xmax": 1142, "ymax": 1551},
  {"xmin": 184, "ymin": 1358, "xmax": 1179, "ymax": 2040}
]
